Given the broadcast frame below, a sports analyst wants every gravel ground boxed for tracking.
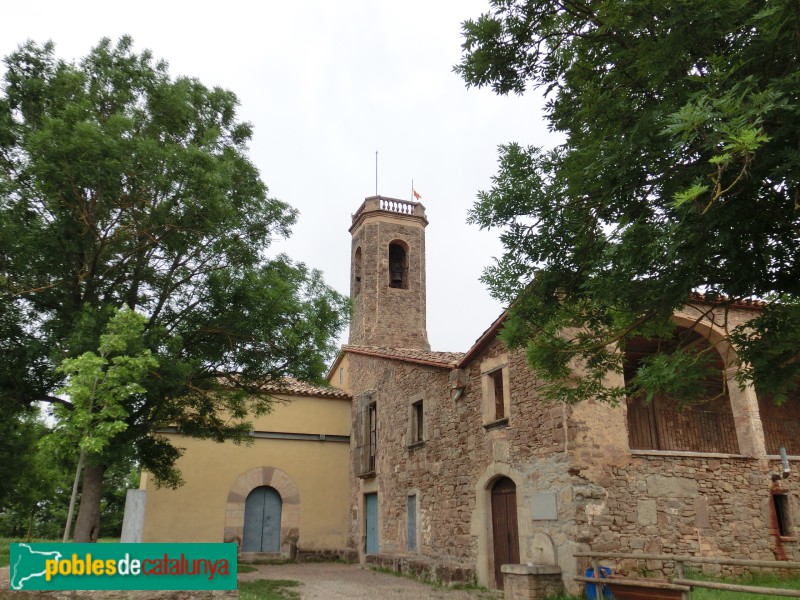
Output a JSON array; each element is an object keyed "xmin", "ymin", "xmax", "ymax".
[
  {"xmin": 238, "ymin": 563, "xmax": 502, "ymax": 600},
  {"xmin": 2, "ymin": 561, "xmax": 503, "ymax": 599}
]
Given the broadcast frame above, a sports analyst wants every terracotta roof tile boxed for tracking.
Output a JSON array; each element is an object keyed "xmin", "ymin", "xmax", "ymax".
[
  {"xmin": 454, "ymin": 293, "xmax": 767, "ymax": 369},
  {"xmin": 688, "ymin": 292, "xmax": 766, "ymax": 309},
  {"xmin": 260, "ymin": 377, "xmax": 350, "ymax": 399},
  {"xmin": 343, "ymin": 345, "xmax": 463, "ymax": 368}
]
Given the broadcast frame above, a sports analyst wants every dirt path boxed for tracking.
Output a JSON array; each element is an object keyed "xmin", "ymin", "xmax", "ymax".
[
  {"xmin": 2, "ymin": 561, "xmax": 502, "ymax": 599},
  {"xmin": 238, "ymin": 563, "xmax": 502, "ymax": 600}
]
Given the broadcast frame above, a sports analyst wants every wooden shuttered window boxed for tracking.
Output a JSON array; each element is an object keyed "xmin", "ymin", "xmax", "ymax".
[
  {"xmin": 354, "ymin": 392, "xmax": 377, "ymax": 477},
  {"xmin": 624, "ymin": 331, "xmax": 739, "ymax": 454}
]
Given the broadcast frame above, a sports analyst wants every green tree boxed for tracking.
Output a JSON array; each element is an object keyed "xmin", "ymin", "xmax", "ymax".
[
  {"xmin": 456, "ymin": 0, "xmax": 800, "ymax": 405},
  {"xmin": 0, "ymin": 415, "xmax": 135, "ymax": 540},
  {"xmin": 0, "ymin": 409, "xmax": 55, "ymax": 539},
  {"xmin": 0, "ymin": 37, "xmax": 349, "ymax": 542},
  {"xmin": 47, "ymin": 308, "xmax": 157, "ymax": 542}
]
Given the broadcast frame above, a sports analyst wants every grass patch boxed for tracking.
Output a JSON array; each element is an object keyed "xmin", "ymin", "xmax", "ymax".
[
  {"xmin": 688, "ymin": 570, "xmax": 800, "ymax": 600},
  {"xmin": 239, "ymin": 579, "xmax": 301, "ymax": 600},
  {"xmin": 564, "ymin": 571, "xmax": 800, "ymax": 600},
  {"xmin": 238, "ymin": 563, "xmax": 258, "ymax": 574}
]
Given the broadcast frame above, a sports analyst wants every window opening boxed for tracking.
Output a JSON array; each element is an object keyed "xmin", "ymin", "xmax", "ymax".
[
  {"xmin": 491, "ymin": 370, "xmax": 505, "ymax": 420},
  {"xmin": 758, "ymin": 388, "xmax": 800, "ymax": 455},
  {"xmin": 624, "ymin": 327, "xmax": 738, "ymax": 454},
  {"xmin": 412, "ymin": 400, "xmax": 424, "ymax": 444},
  {"xmin": 355, "ymin": 394, "xmax": 376, "ymax": 477},
  {"xmin": 354, "ymin": 247, "xmax": 363, "ymax": 296},
  {"xmin": 774, "ymin": 493, "xmax": 792, "ymax": 537},
  {"xmin": 339, "ymin": 367, "xmax": 344, "ymax": 385},
  {"xmin": 368, "ymin": 401, "xmax": 377, "ymax": 473},
  {"xmin": 388, "ymin": 242, "xmax": 408, "ymax": 289}
]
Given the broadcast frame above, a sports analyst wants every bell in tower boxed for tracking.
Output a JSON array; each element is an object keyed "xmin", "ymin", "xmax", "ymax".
[{"xmin": 388, "ymin": 243, "xmax": 407, "ymax": 289}]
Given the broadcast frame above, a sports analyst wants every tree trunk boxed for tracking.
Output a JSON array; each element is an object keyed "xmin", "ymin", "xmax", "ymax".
[
  {"xmin": 63, "ymin": 447, "xmax": 85, "ymax": 542},
  {"xmin": 73, "ymin": 464, "xmax": 106, "ymax": 542}
]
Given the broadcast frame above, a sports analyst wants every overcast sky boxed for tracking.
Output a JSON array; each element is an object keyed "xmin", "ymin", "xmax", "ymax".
[{"xmin": 2, "ymin": 1, "xmax": 560, "ymax": 352}]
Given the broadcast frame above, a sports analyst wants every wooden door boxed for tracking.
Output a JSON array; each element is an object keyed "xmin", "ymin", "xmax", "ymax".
[
  {"xmin": 242, "ymin": 486, "xmax": 282, "ymax": 552},
  {"xmin": 491, "ymin": 477, "xmax": 519, "ymax": 589},
  {"xmin": 365, "ymin": 492, "xmax": 379, "ymax": 554}
]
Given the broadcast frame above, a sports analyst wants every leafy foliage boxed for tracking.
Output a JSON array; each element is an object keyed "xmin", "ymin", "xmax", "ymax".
[
  {"xmin": 0, "ymin": 412, "xmax": 136, "ymax": 539},
  {"xmin": 47, "ymin": 308, "xmax": 157, "ymax": 457},
  {"xmin": 0, "ymin": 37, "xmax": 348, "ymax": 534},
  {"xmin": 456, "ymin": 0, "xmax": 800, "ymax": 403}
]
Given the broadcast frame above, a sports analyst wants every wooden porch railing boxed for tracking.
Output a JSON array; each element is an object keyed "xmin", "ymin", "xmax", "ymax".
[{"xmin": 575, "ymin": 552, "xmax": 800, "ymax": 597}]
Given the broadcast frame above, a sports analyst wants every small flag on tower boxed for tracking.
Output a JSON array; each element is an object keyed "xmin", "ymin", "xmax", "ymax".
[{"xmin": 413, "ymin": 189, "xmax": 421, "ymax": 200}]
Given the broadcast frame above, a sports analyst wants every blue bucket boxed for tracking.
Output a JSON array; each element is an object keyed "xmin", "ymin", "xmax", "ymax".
[{"xmin": 585, "ymin": 566, "xmax": 614, "ymax": 599}]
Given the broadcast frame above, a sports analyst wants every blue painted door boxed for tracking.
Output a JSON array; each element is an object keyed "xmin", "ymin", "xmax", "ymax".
[
  {"xmin": 243, "ymin": 486, "xmax": 282, "ymax": 552},
  {"xmin": 407, "ymin": 494, "xmax": 417, "ymax": 552},
  {"xmin": 365, "ymin": 492, "xmax": 378, "ymax": 554}
]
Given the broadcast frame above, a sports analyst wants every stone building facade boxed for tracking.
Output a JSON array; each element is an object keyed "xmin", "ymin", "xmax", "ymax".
[
  {"xmin": 136, "ymin": 194, "xmax": 800, "ymax": 594},
  {"xmin": 328, "ymin": 195, "xmax": 800, "ymax": 593}
]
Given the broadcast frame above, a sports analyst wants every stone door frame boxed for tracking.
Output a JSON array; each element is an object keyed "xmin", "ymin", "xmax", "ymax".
[
  {"xmin": 224, "ymin": 466, "xmax": 300, "ymax": 556},
  {"xmin": 472, "ymin": 463, "xmax": 527, "ymax": 589}
]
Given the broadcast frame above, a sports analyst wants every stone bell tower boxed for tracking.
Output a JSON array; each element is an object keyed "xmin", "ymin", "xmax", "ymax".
[{"xmin": 348, "ymin": 196, "xmax": 430, "ymax": 350}]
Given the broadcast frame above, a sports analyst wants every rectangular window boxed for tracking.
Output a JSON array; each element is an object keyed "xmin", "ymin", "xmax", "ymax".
[
  {"xmin": 774, "ymin": 493, "xmax": 793, "ymax": 537},
  {"xmin": 368, "ymin": 401, "xmax": 377, "ymax": 473},
  {"xmin": 339, "ymin": 367, "xmax": 344, "ymax": 384},
  {"xmin": 355, "ymin": 393, "xmax": 376, "ymax": 478},
  {"xmin": 407, "ymin": 494, "xmax": 417, "ymax": 552},
  {"xmin": 491, "ymin": 370, "xmax": 505, "ymax": 420},
  {"xmin": 407, "ymin": 393, "xmax": 426, "ymax": 446},
  {"xmin": 412, "ymin": 400, "xmax": 424, "ymax": 443},
  {"xmin": 481, "ymin": 356, "xmax": 510, "ymax": 427}
]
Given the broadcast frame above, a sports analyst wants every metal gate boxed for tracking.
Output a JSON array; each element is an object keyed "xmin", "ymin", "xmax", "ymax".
[
  {"xmin": 242, "ymin": 486, "xmax": 282, "ymax": 552},
  {"xmin": 491, "ymin": 477, "xmax": 519, "ymax": 589}
]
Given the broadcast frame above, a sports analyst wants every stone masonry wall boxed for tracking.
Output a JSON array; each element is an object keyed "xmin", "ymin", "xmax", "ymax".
[
  {"xmin": 347, "ymin": 304, "xmax": 800, "ymax": 591},
  {"xmin": 571, "ymin": 454, "xmax": 800, "ymax": 578},
  {"xmin": 347, "ymin": 339, "xmax": 581, "ymax": 587},
  {"xmin": 349, "ymin": 213, "xmax": 429, "ymax": 350}
]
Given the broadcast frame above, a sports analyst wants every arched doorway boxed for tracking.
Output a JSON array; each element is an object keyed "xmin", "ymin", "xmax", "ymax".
[
  {"xmin": 243, "ymin": 486, "xmax": 282, "ymax": 552},
  {"xmin": 491, "ymin": 477, "xmax": 519, "ymax": 589}
]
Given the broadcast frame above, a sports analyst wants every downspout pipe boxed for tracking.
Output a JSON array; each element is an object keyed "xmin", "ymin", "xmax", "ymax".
[{"xmin": 771, "ymin": 447, "xmax": 791, "ymax": 481}]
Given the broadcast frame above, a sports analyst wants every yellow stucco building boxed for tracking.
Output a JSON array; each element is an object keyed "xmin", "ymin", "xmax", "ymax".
[{"xmin": 140, "ymin": 379, "xmax": 352, "ymax": 559}]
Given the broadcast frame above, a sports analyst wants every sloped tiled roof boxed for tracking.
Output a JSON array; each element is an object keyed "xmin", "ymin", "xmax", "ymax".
[
  {"xmin": 453, "ymin": 293, "xmax": 766, "ymax": 369},
  {"xmin": 343, "ymin": 345, "xmax": 464, "ymax": 368},
  {"xmin": 687, "ymin": 292, "xmax": 766, "ymax": 309},
  {"xmin": 457, "ymin": 310, "xmax": 508, "ymax": 368},
  {"xmin": 261, "ymin": 377, "xmax": 350, "ymax": 399}
]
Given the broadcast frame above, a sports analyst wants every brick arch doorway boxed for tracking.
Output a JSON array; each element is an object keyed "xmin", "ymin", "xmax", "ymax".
[
  {"xmin": 224, "ymin": 467, "xmax": 300, "ymax": 555},
  {"xmin": 491, "ymin": 476, "xmax": 520, "ymax": 589}
]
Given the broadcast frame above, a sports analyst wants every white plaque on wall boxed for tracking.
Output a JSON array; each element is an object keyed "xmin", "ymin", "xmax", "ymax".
[{"xmin": 531, "ymin": 492, "xmax": 558, "ymax": 520}]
